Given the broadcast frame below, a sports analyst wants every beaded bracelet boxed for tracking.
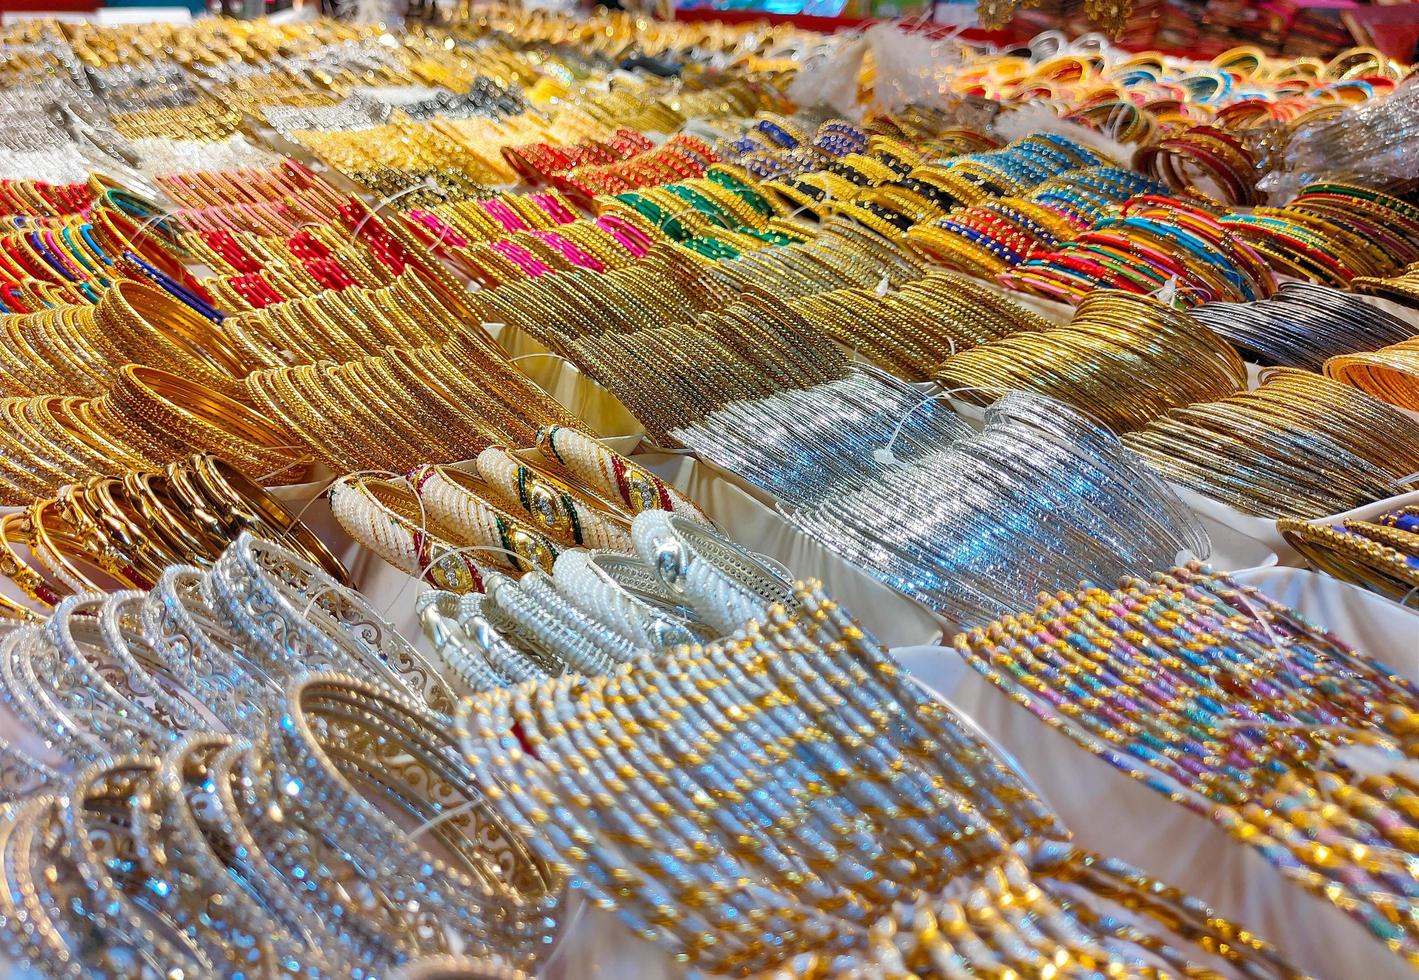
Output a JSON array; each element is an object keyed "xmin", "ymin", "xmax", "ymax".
[{"xmin": 955, "ymin": 563, "xmax": 1419, "ymax": 963}]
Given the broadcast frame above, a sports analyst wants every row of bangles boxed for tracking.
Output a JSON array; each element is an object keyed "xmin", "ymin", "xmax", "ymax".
[{"xmin": 0, "ymin": 6, "xmax": 1416, "ymax": 979}]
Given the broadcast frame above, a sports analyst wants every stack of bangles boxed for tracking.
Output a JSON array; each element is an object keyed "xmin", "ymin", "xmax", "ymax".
[
  {"xmin": 444, "ymin": 215, "xmax": 662, "ymax": 286},
  {"xmin": 1353, "ymin": 261, "xmax": 1419, "ymax": 308},
  {"xmin": 499, "ymin": 127, "xmax": 656, "ymax": 184},
  {"xmin": 1001, "ymin": 195, "xmax": 1277, "ymax": 304},
  {"xmin": 1193, "ymin": 280, "xmax": 1414, "ymax": 370},
  {"xmin": 953, "ymin": 563, "xmax": 1419, "ymax": 958},
  {"xmin": 0, "ymin": 363, "xmax": 309, "ymax": 502},
  {"xmin": 1219, "ymin": 192, "xmax": 1418, "ymax": 285},
  {"xmin": 1325, "ymin": 338, "xmax": 1419, "ymax": 412},
  {"xmin": 1121, "ymin": 369, "xmax": 1419, "ymax": 519},
  {"xmin": 1131, "ymin": 124, "xmax": 1263, "ymax": 205},
  {"xmin": 934, "ymin": 291, "xmax": 1247, "ymax": 431},
  {"xmin": 242, "ymin": 337, "xmax": 583, "ymax": 472},
  {"xmin": 0, "ymin": 279, "xmax": 249, "ymax": 399},
  {"xmin": 405, "ymin": 189, "xmax": 581, "ymax": 246},
  {"xmin": 0, "ymin": 453, "xmax": 345, "ymax": 620},
  {"xmin": 222, "ymin": 266, "xmax": 464, "ymax": 367},
  {"xmin": 327, "ymin": 433, "xmax": 695, "ymax": 589},
  {"xmin": 550, "ymin": 134, "xmax": 720, "ymax": 207},
  {"xmin": 1278, "ymin": 506, "xmax": 1419, "ymax": 603}
]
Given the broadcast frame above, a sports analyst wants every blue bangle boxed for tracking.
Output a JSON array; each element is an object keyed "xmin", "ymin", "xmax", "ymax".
[
  {"xmin": 936, "ymin": 220, "xmax": 1024, "ymax": 264},
  {"xmin": 28, "ymin": 232, "xmax": 79, "ymax": 282},
  {"xmin": 123, "ymin": 250, "xmax": 226, "ymax": 322},
  {"xmin": 754, "ymin": 120, "xmax": 797, "ymax": 149},
  {"xmin": 79, "ymin": 224, "xmax": 114, "ymax": 265}
]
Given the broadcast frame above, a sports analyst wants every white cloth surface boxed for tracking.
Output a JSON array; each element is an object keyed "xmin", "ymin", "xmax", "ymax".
[{"xmin": 1178, "ymin": 486, "xmax": 1419, "ymax": 567}]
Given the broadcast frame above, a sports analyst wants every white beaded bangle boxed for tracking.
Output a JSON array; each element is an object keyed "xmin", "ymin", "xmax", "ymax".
[
  {"xmin": 473, "ymin": 447, "xmax": 633, "ymax": 552},
  {"xmin": 328, "ymin": 475, "xmax": 489, "ymax": 593},
  {"xmin": 537, "ymin": 425, "xmax": 709, "ymax": 524},
  {"xmin": 409, "ymin": 464, "xmax": 559, "ymax": 575}
]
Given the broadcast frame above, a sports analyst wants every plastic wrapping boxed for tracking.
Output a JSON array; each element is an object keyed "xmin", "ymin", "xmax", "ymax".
[
  {"xmin": 1262, "ymin": 77, "xmax": 1419, "ymax": 200},
  {"xmin": 786, "ymin": 25, "xmax": 987, "ymax": 118},
  {"xmin": 864, "ymin": 23, "xmax": 968, "ymax": 113},
  {"xmin": 784, "ymin": 33, "xmax": 870, "ymax": 118},
  {"xmin": 990, "ymin": 101, "xmax": 1134, "ymax": 166}
]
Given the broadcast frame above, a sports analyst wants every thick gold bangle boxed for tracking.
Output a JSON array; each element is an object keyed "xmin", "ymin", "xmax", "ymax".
[
  {"xmin": 194, "ymin": 455, "xmax": 349, "ymax": 584},
  {"xmin": 0, "ymin": 511, "xmax": 64, "ymax": 609},
  {"xmin": 29, "ymin": 499, "xmax": 147, "ymax": 595}
]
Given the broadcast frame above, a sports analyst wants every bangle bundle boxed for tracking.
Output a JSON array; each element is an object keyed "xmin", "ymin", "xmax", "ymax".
[
  {"xmin": 776, "ymin": 388, "xmax": 1210, "ymax": 625},
  {"xmin": 457, "ymin": 578, "xmax": 1299, "ymax": 977},
  {"xmin": 1122, "ymin": 369, "xmax": 1419, "ymax": 519},
  {"xmin": 415, "ymin": 512, "xmax": 767, "ymax": 689},
  {"xmin": 1278, "ymin": 506, "xmax": 1419, "ymax": 603},
  {"xmin": 0, "ymin": 453, "xmax": 344, "ymax": 617},
  {"xmin": 0, "ymin": 363, "xmax": 308, "ymax": 503},
  {"xmin": 1194, "ymin": 280, "xmax": 1415, "ymax": 371},
  {"xmin": 244, "ymin": 335, "xmax": 581, "ymax": 472},
  {"xmin": 1003, "ymin": 195, "xmax": 1278, "ymax": 304},
  {"xmin": 1133, "ymin": 125, "xmax": 1263, "ymax": 204},
  {"xmin": 789, "ymin": 271, "xmax": 1053, "ymax": 381},
  {"xmin": 1353, "ymin": 262, "xmax": 1419, "ymax": 309},
  {"xmin": 0, "ymin": 647, "xmax": 556, "ymax": 971},
  {"xmin": 0, "ymin": 279, "xmax": 246, "ymax": 399},
  {"xmin": 224, "ymin": 266, "xmax": 462, "ymax": 367},
  {"xmin": 955, "ymin": 563, "xmax": 1419, "ymax": 962},
  {"xmin": 935, "ymin": 291, "xmax": 1247, "ymax": 431},
  {"xmin": 1325, "ymin": 339, "xmax": 1419, "ymax": 412}
]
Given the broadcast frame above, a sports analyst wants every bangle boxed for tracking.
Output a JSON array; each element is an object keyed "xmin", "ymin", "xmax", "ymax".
[
  {"xmin": 329, "ymin": 474, "xmax": 492, "ymax": 593},
  {"xmin": 537, "ymin": 424, "xmax": 709, "ymax": 522},
  {"xmin": 410, "ymin": 463, "xmax": 563, "ymax": 576},
  {"xmin": 475, "ymin": 446, "xmax": 633, "ymax": 551},
  {"xmin": 185, "ymin": 454, "xmax": 349, "ymax": 584},
  {"xmin": 1325, "ymin": 338, "xmax": 1419, "ymax": 412}
]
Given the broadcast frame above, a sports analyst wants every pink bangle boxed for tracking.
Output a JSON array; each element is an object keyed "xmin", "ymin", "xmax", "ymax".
[
  {"xmin": 482, "ymin": 198, "xmax": 528, "ymax": 233},
  {"xmin": 595, "ymin": 215, "xmax": 652, "ymax": 258},
  {"xmin": 406, "ymin": 209, "xmax": 469, "ymax": 248},
  {"xmin": 532, "ymin": 192, "xmax": 577, "ymax": 225},
  {"xmin": 491, "ymin": 240, "xmax": 551, "ymax": 278}
]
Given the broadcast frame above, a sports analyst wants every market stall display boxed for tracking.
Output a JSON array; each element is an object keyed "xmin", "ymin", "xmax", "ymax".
[{"xmin": 0, "ymin": 7, "xmax": 1415, "ymax": 978}]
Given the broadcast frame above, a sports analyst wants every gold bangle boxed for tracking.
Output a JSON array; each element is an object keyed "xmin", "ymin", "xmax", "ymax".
[{"xmin": 110, "ymin": 365, "xmax": 306, "ymax": 482}]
